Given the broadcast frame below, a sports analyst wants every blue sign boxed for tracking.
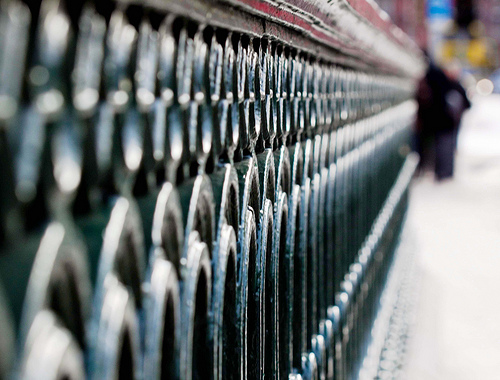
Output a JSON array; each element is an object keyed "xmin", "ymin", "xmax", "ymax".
[{"xmin": 427, "ymin": 0, "xmax": 453, "ymax": 19}]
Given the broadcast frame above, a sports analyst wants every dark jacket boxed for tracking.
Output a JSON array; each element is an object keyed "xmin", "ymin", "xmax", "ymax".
[{"xmin": 418, "ymin": 63, "xmax": 470, "ymax": 133}]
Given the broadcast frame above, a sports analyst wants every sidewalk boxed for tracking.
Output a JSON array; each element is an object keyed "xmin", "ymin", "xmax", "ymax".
[{"xmin": 404, "ymin": 95, "xmax": 500, "ymax": 380}]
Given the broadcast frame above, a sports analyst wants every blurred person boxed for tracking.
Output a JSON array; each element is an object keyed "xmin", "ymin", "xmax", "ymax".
[
  {"xmin": 416, "ymin": 59, "xmax": 470, "ymax": 180},
  {"xmin": 415, "ymin": 62, "xmax": 435, "ymax": 173}
]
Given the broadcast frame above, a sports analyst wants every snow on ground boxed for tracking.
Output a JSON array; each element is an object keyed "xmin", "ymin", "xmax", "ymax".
[{"xmin": 404, "ymin": 94, "xmax": 500, "ymax": 380}]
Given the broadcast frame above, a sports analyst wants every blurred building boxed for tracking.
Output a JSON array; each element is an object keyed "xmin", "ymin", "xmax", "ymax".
[
  {"xmin": 377, "ymin": 0, "xmax": 499, "ymax": 77},
  {"xmin": 376, "ymin": 0, "xmax": 428, "ymax": 48},
  {"xmin": 439, "ymin": 0, "xmax": 497, "ymax": 76}
]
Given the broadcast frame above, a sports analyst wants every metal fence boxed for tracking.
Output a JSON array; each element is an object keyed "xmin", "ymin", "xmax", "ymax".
[{"xmin": 0, "ymin": 0, "xmax": 423, "ymax": 379}]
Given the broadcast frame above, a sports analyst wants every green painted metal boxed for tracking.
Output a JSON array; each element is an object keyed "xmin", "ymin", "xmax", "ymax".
[{"xmin": 0, "ymin": 0, "xmax": 422, "ymax": 378}]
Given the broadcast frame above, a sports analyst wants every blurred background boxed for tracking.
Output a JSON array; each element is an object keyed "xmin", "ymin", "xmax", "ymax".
[{"xmin": 375, "ymin": 0, "xmax": 500, "ymax": 378}]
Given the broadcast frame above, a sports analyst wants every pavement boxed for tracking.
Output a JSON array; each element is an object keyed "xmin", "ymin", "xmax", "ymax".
[{"xmin": 403, "ymin": 94, "xmax": 500, "ymax": 380}]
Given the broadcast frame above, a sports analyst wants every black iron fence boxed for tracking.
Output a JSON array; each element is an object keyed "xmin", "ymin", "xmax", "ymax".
[{"xmin": 0, "ymin": 0, "xmax": 423, "ymax": 379}]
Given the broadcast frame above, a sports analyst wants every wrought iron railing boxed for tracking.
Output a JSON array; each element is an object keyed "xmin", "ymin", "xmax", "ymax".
[{"xmin": 0, "ymin": 0, "xmax": 423, "ymax": 378}]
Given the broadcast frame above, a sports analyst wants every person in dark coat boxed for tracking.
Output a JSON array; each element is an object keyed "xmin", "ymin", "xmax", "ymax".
[
  {"xmin": 415, "ymin": 66, "xmax": 436, "ymax": 173},
  {"xmin": 416, "ymin": 60, "xmax": 470, "ymax": 180}
]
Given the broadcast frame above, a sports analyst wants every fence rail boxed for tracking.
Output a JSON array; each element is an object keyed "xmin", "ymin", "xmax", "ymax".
[{"xmin": 0, "ymin": 0, "xmax": 423, "ymax": 379}]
